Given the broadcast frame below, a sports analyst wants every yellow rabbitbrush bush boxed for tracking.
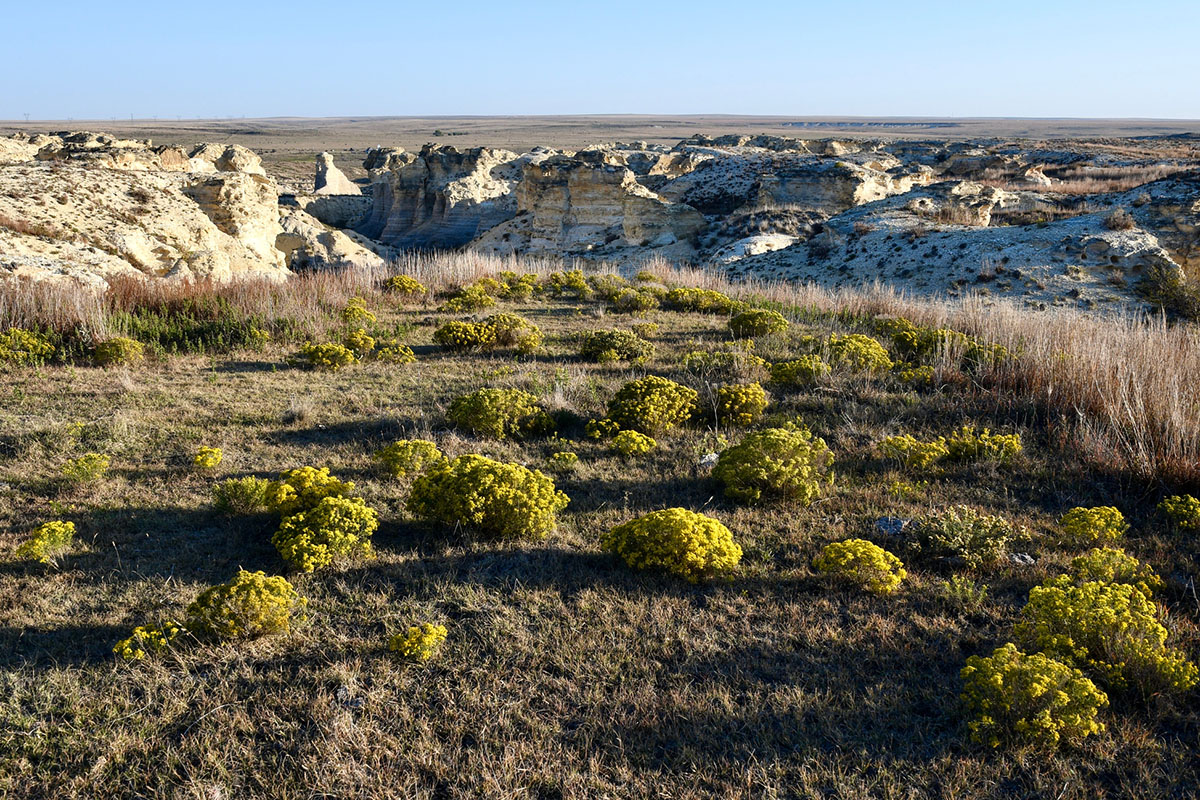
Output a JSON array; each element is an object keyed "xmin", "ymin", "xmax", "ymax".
[
  {"xmin": 547, "ymin": 451, "xmax": 579, "ymax": 471},
  {"xmin": 93, "ymin": 337, "xmax": 144, "ymax": 367},
  {"xmin": 770, "ymin": 355, "xmax": 829, "ymax": 387},
  {"xmin": 1059, "ymin": 506, "xmax": 1127, "ymax": 546},
  {"xmin": 113, "ymin": 622, "xmax": 184, "ymax": 662},
  {"xmin": 193, "ymin": 446, "xmax": 223, "ymax": 470},
  {"xmin": 265, "ymin": 466, "xmax": 355, "ymax": 516},
  {"xmin": 374, "ymin": 439, "xmax": 444, "ymax": 479},
  {"xmin": 382, "ymin": 274, "xmax": 428, "ymax": 298},
  {"xmin": 389, "ymin": 622, "xmax": 448, "ymax": 662},
  {"xmin": 0, "ymin": 327, "xmax": 54, "ymax": 365},
  {"xmin": 663, "ymin": 287, "xmax": 739, "ymax": 314},
  {"xmin": 877, "ymin": 434, "xmax": 949, "ymax": 470},
  {"xmin": 440, "ymin": 284, "xmax": 495, "ymax": 312},
  {"xmin": 14, "ymin": 521, "xmax": 75, "ymax": 564},
  {"xmin": 300, "ymin": 341, "xmax": 357, "ymax": 371},
  {"xmin": 447, "ymin": 388, "xmax": 553, "ymax": 439},
  {"xmin": 1016, "ymin": 579, "xmax": 1198, "ymax": 696},
  {"xmin": 602, "ymin": 508, "xmax": 742, "ymax": 582},
  {"xmin": 1054, "ymin": 547, "xmax": 1163, "ymax": 599},
  {"xmin": 184, "ymin": 569, "xmax": 307, "ymax": 641},
  {"xmin": 729, "ymin": 308, "xmax": 788, "ymax": 338},
  {"xmin": 613, "ymin": 429, "xmax": 656, "ymax": 458},
  {"xmin": 961, "ymin": 643, "xmax": 1108, "ymax": 749},
  {"xmin": 606, "ymin": 376, "xmax": 697, "ymax": 435},
  {"xmin": 814, "ymin": 539, "xmax": 906, "ymax": 595},
  {"xmin": 373, "ymin": 340, "xmax": 417, "ymax": 364},
  {"xmin": 715, "ymin": 382, "xmax": 768, "ymax": 427},
  {"xmin": 407, "ymin": 454, "xmax": 569, "ymax": 540},
  {"xmin": 342, "ymin": 327, "xmax": 375, "ymax": 358},
  {"xmin": 341, "ymin": 296, "xmax": 376, "ymax": 326},
  {"xmin": 827, "ymin": 333, "xmax": 892, "ymax": 374},
  {"xmin": 713, "ymin": 423, "xmax": 834, "ymax": 505},
  {"xmin": 944, "ymin": 426, "xmax": 1023, "ymax": 466},
  {"xmin": 579, "ymin": 329, "xmax": 654, "ymax": 362},
  {"xmin": 434, "ymin": 314, "xmax": 542, "ymax": 353},
  {"xmin": 61, "ymin": 452, "xmax": 110, "ymax": 483},
  {"xmin": 212, "ymin": 476, "xmax": 271, "ymax": 514},
  {"xmin": 1158, "ymin": 494, "xmax": 1200, "ymax": 530},
  {"xmin": 273, "ymin": 496, "xmax": 379, "ymax": 572}
]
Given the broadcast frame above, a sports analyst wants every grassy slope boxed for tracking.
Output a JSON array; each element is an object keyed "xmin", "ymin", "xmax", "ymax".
[{"xmin": 0, "ymin": 281, "xmax": 1197, "ymax": 799}]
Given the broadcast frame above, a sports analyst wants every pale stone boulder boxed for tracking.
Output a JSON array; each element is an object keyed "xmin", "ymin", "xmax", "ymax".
[{"xmin": 313, "ymin": 152, "xmax": 360, "ymax": 195}]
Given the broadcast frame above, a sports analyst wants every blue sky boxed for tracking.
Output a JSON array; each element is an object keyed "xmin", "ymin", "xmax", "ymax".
[{"xmin": 5, "ymin": 0, "xmax": 1198, "ymax": 120}]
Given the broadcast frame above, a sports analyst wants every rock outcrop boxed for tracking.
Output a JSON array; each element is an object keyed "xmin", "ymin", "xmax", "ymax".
[
  {"xmin": 313, "ymin": 152, "xmax": 360, "ymax": 195},
  {"xmin": 276, "ymin": 206, "xmax": 388, "ymax": 272}
]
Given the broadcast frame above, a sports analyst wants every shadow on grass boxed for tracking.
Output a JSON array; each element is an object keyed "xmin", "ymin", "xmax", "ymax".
[{"xmin": 0, "ymin": 622, "xmax": 131, "ymax": 667}]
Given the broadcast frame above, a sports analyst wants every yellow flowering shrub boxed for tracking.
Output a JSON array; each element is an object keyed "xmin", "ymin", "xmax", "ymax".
[
  {"xmin": 184, "ymin": 569, "xmax": 307, "ymax": 640},
  {"xmin": 585, "ymin": 418, "xmax": 620, "ymax": 440},
  {"xmin": 447, "ymin": 388, "xmax": 553, "ymax": 439},
  {"xmin": 630, "ymin": 322, "xmax": 659, "ymax": 339},
  {"xmin": 61, "ymin": 452, "xmax": 110, "ymax": 483},
  {"xmin": 609, "ymin": 288, "xmax": 660, "ymax": 314},
  {"xmin": 542, "ymin": 269, "xmax": 592, "ymax": 299},
  {"xmin": 1158, "ymin": 494, "xmax": 1200, "ymax": 531},
  {"xmin": 264, "ymin": 466, "xmax": 355, "ymax": 515},
  {"xmin": 715, "ymin": 382, "xmax": 768, "ymax": 427},
  {"xmin": 0, "ymin": 328, "xmax": 55, "ymax": 365},
  {"xmin": 433, "ymin": 319, "xmax": 491, "ymax": 350},
  {"xmin": 1059, "ymin": 506, "xmax": 1127, "ymax": 546},
  {"xmin": 434, "ymin": 314, "xmax": 542, "ymax": 353},
  {"xmin": 683, "ymin": 350, "xmax": 770, "ymax": 382},
  {"xmin": 248, "ymin": 327, "xmax": 271, "ymax": 350},
  {"xmin": 961, "ymin": 643, "xmax": 1107, "ymax": 749},
  {"xmin": 14, "ymin": 521, "xmax": 76, "ymax": 564},
  {"xmin": 713, "ymin": 422, "xmax": 834, "ymax": 505},
  {"xmin": 113, "ymin": 622, "xmax": 185, "ymax": 661},
  {"xmin": 1053, "ymin": 547, "xmax": 1162, "ymax": 599},
  {"xmin": 606, "ymin": 376, "xmax": 697, "ymax": 435},
  {"xmin": 827, "ymin": 333, "xmax": 892, "ymax": 373},
  {"xmin": 341, "ymin": 296, "xmax": 377, "ymax": 326},
  {"xmin": 440, "ymin": 284, "xmax": 495, "ymax": 312},
  {"xmin": 273, "ymin": 496, "xmax": 379, "ymax": 572},
  {"xmin": 814, "ymin": 538, "xmax": 906, "ymax": 595},
  {"xmin": 374, "ymin": 439, "xmax": 444, "ymax": 479},
  {"xmin": 548, "ymin": 451, "xmax": 579, "ymax": 471},
  {"xmin": 891, "ymin": 326, "xmax": 971, "ymax": 360},
  {"xmin": 878, "ymin": 433, "xmax": 944, "ymax": 469},
  {"xmin": 893, "ymin": 362, "xmax": 936, "ymax": 385},
  {"xmin": 1016, "ymin": 579, "xmax": 1198, "ymax": 695},
  {"xmin": 602, "ymin": 508, "xmax": 742, "ymax": 582},
  {"xmin": 93, "ymin": 337, "xmax": 144, "ymax": 367},
  {"xmin": 663, "ymin": 287, "xmax": 739, "ymax": 314},
  {"xmin": 407, "ymin": 454, "xmax": 569, "ymax": 540},
  {"xmin": 193, "ymin": 446, "xmax": 223, "ymax": 470},
  {"xmin": 770, "ymin": 355, "xmax": 829, "ymax": 387},
  {"xmin": 579, "ymin": 329, "xmax": 654, "ymax": 363},
  {"xmin": 729, "ymin": 308, "xmax": 788, "ymax": 338},
  {"xmin": 374, "ymin": 340, "xmax": 417, "ymax": 364},
  {"xmin": 498, "ymin": 271, "xmax": 540, "ymax": 300},
  {"xmin": 613, "ymin": 429, "xmax": 657, "ymax": 458},
  {"xmin": 342, "ymin": 327, "xmax": 376, "ymax": 357},
  {"xmin": 913, "ymin": 505, "xmax": 1015, "ymax": 568},
  {"xmin": 389, "ymin": 622, "xmax": 448, "ymax": 662},
  {"xmin": 300, "ymin": 341, "xmax": 357, "ymax": 371},
  {"xmin": 382, "ymin": 274, "xmax": 428, "ymax": 298},
  {"xmin": 212, "ymin": 476, "xmax": 271, "ymax": 514},
  {"xmin": 944, "ymin": 426, "xmax": 1023, "ymax": 466}
]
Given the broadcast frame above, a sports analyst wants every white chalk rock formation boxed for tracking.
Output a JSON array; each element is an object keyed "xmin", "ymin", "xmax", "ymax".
[{"xmin": 313, "ymin": 152, "xmax": 360, "ymax": 195}]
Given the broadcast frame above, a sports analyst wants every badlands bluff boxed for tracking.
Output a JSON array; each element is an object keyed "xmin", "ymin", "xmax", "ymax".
[{"xmin": 1, "ymin": 129, "xmax": 1197, "ymax": 310}]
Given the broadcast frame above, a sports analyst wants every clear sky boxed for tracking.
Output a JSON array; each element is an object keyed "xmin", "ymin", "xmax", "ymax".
[{"xmin": 5, "ymin": 0, "xmax": 1198, "ymax": 120}]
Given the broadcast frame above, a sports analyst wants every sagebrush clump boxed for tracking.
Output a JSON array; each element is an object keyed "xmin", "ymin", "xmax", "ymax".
[
  {"xmin": 447, "ymin": 388, "xmax": 552, "ymax": 439},
  {"xmin": 212, "ymin": 476, "xmax": 271, "ymax": 514},
  {"xmin": 407, "ymin": 454, "xmax": 569, "ymax": 540},
  {"xmin": 184, "ymin": 569, "xmax": 307, "ymax": 640},
  {"xmin": 913, "ymin": 505, "xmax": 1016, "ymax": 568},
  {"xmin": 14, "ymin": 521, "xmax": 76, "ymax": 564},
  {"xmin": 389, "ymin": 623, "xmax": 448, "ymax": 662},
  {"xmin": 961, "ymin": 643, "xmax": 1108, "ymax": 749},
  {"xmin": 606, "ymin": 376, "xmax": 697, "ymax": 435},
  {"xmin": 770, "ymin": 355, "xmax": 829, "ymax": 387},
  {"xmin": 814, "ymin": 538, "xmax": 906, "ymax": 595},
  {"xmin": 713, "ymin": 422, "xmax": 834, "ymax": 505},
  {"xmin": 682, "ymin": 349, "xmax": 769, "ymax": 382},
  {"xmin": 374, "ymin": 439, "xmax": 443, "ymax": 479},
  {"xmin": 602, "ymin": 508, "xmax": 742, "ymax": 582},
  {"xmin": 273, "ymin": 496, "xmax": 379, "ymax": 572}
]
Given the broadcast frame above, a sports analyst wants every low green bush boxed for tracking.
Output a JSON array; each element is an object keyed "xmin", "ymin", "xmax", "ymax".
[
  {"xmin": 713, "ymin": 422, "xmax": 834, "ymax": 505},
  {"xmin": 662, "ymin": 287, "xmax": 739, "ymax": 314},
  {"xmin": 374, "ymin": 439, "xmax": 444, "ymax": 479},
  {"xmin": 770, "ymin": 355, "xmax": 829, "ymax": 386},
  {"xmin": 913, "ymin": 505, "xmax": 1015, "ymax": 568},
  {"xmin": 61, "ymin": 452, "xmax": 110, "ymax": 483},
  {"xmin": 212, "ymin": 476, "xmax": 271, "ymax": 515},
  {"xmin": 93, "ymin": 337, "xmax": 144, "ymax": 367},
  {"xmin": 606, "ymin": 376, "xmax": 697, "ymax": 435},
  {"xmin": 447, "ymin": 388, "xmax": 553, "ymax": 439},
  {"xmin": 944, "ymin": 426, "xmax": 1022, "ymax": 466},
  {"xmin": 729, "ymin": 308, "xmax": 788, "ymax": 338},
  {"xmin": 579, "ymin": 329, "xmax": 654, "ymax": 362}
]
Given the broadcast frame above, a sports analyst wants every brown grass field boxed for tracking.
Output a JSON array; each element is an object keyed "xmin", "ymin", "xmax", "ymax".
[{"xmin": 1, "ymin": 255, "xmax": 1198, "ymax": 798}]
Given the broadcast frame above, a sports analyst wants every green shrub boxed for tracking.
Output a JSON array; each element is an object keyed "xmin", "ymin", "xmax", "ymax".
[
  {"xmin": 961, "ymin": 643, "xmax": 1107, "ymax": 749},
  {"xmin": 498, "ymin": 271, "xmax": 539, "ymax": 300},
  {"xmin": 579, "ymin": 329, "xmax": 654, "ymax": 362},
  {"xmin": 374, "ymin": 439, "xmax": 444, "ymax": 479},
  {"xmin": 1059, "ymin": 506, "xmax": 1127, "ymax": 546},
  {"xmin": 713, "ymin": 422, "xmax": 834, "ymax": 505},
  {"xmin": 609, "ymin": 288, "xmax": 660, "ymax": 314},
  {"xmin": 61, "ymin": 452, "xmax": 110, "ymax": 483},
  {"xmin": 602, "ymin": 508, "xmax": 742, "ymax": 582},
  {"xmin": 613, "ymin": 429, "xmax": 657, "ymax": 458},
  {"xmin": 433, "ymin": 319, "xmax": 491, "ymax": 350},
  {"xmin": 212, "ymin": 476, "xmax": 271, "ymax": 514},
  {"xmin": 715, "ymin": 382, "xmax": 768, "ymax": 427},
  {"xmin": 814, "ymin": 538, "xmax": 907, "ymax": 595},
  {"xmin": 434, "ymin": 314, "xmax": 542, "ymax": 353},
  {"xmin": 440, "ymin": 284, "xmax": 496, "ymax": 312},
  {"xmin": 93, "ymin": 337, "xmax": 144, "ymax": 367},
  {"xmin": 682, "ymin": 349, "xmax": 769, "ymax": 382},
  {"xmin": 630, "ymin": 322, "xmax": 659, "ymax": 339},
  {"xmin": 341, "ymin": 297, "xmax": 376, "ymax": 326},
  {"xmin": 273, "ymin": 496, "xmax": 379, "ymax": 572},
  {"xmin": 389, "ymin": 622, "xmax": 448, "ymax": 662},
  {"xmin": 1158, "ymin": 494, "xmax": 1200, "ymax": 531},
  {"xmin": 408, "ymin": 454, "xmax": 569, "ymax": 540},
  {"xmin": 14, "ymin": 521, "xmax": 75, "ymax": 564},
  {"xmin": 663, "ymin": 287, "xmax": 739, "ymax": 314},
  {"xmin": 264, "ymin": 466, "xmax": 355, "ymax": 515},
  {"xmin": 944, "ymin": 426, "xmax": 1022, "ymax": 466},
  {"xmin": 1054, "ymin": 547, "xmax": 1163, "ymax": 599},
  {"xmin": 184, "ymin": 569, "xmax": 307, "ymax": 640},
  {"xmin": 382, "ymin": 275, "xmax": 428, "ymax": 298},
  {"xmin": 828, "ymin": 334, "xmax": 892, "ymax": 373},
  {"xmin": 342, "ymin": 327, "xmax": 375, "ymax": 357},
  {"xmin": 300, "ymin": 341, "xmax": 357, "ymax": 371},
  {"xmin": 913, "ymin": 505, "xmax": 1015, "ymax": 568},
  {"xmin": 729, "ymin": 309, "xmax": 788, "ymax": 338},
  {"xmin": 193, "ymin": 446, "xmax": 223, "ymax": 470},
  {"xmin": 374, "ymin": 340, "xmax": 417, "ymax": 364},
  {"xmin": 607, "ymin": 376, "xmax": 697, "ymax": 435},
  {"xmin": 542, "ymin": 269, "xmax": 592, "ymax": 299},
  {"xmin": 1016, "ymin": 579, "xmax": 1198, "ymax": 695},
  {"xmin": 584, "ymin": 418, "xmax": 620, "ymax": 440},
  {"xmin": 547, "ymin": 451, "xmax": 579, "ymax": 471},
  {"xmin": 447, "ymin": 388, "xmax": 552, "ymax": 439},
  {"xmin": 770, "ymin": 355, "xmax": 829, "ymax": 386},
  {"xmin": 940, "ymin": 575, "xmax": 989, "ymax": 611},
  {"xmin": 891, "ymin": 326, "xmax": 970, "ymax": 360},
  {"xmin": 892, "ymin": 362, "xmax": 936, "ymax": 385},
  {"xmin": 0, "ymin": 328, "xmax": 54, "ymax": 365},
  {"xmin": 113, "ymin": 622, "xmax": 184, "ymax": 661},
  {"xmin": 877, "ymin": 434, "xmax": 949, "ymax": 469}
]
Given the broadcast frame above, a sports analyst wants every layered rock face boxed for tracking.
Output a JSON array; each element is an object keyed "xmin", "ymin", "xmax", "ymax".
[
  {"xmin": 276, "ymin": 206, "xmax": 388, "ymax": 272},
  {"xmin": 359, "ymin": 145, "xmax": 526, "ymax": 248},
  {"xmin": 0, "ymin": 133, "xmax": 287, "ymax": 286}
]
